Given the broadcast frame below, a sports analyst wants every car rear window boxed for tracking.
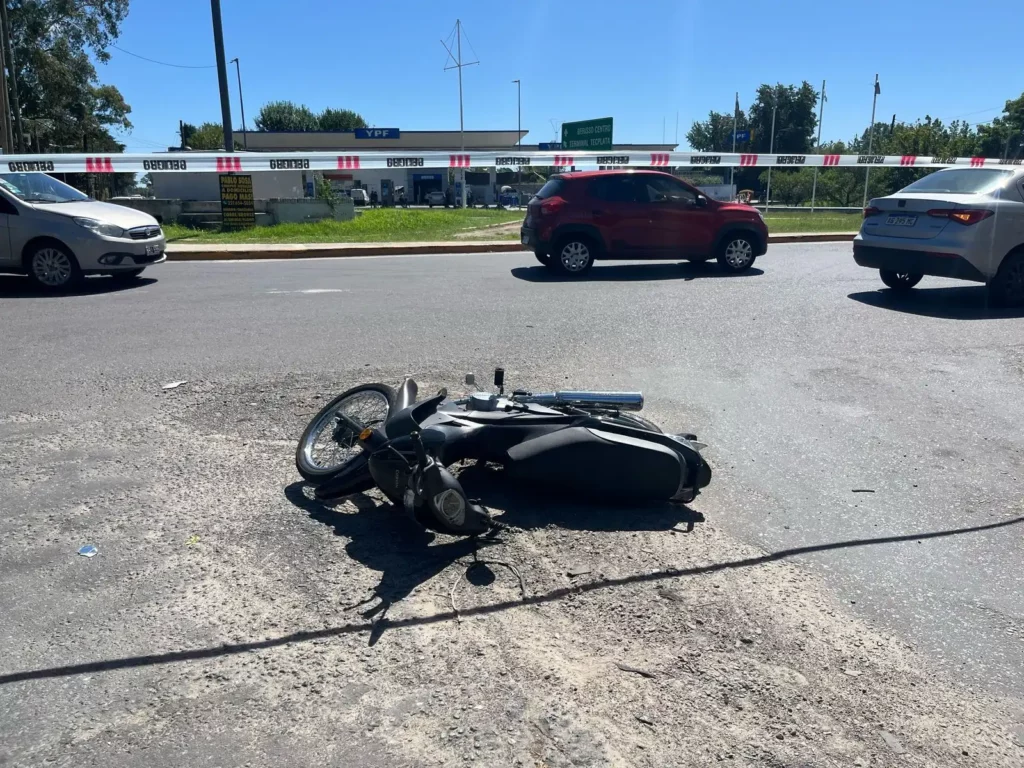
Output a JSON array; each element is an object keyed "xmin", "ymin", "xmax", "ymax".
[
  {"xmin": 900, "ymin": 169, "xmax": 1013, "ymax": 195},
  {"xmin": 534, "ymin": 178, "xmax": 565, "ymax": 199}
]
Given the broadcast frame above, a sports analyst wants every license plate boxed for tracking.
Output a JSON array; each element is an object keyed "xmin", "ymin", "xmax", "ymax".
[
  {"xmin": 885, "ymin": 215, "xmax": 917, "ymax": 227},
  {"xmin": 145, "ymin": 243, "xmax": 162, "ymax": 256}
]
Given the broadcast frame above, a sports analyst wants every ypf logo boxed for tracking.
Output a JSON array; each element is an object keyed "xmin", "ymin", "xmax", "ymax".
[
  {"xmin": 215, "ymin": 157, "xmax": 242, "ymax": 173},
  {"xmin": 85, "ymin": 157, "xmax": 114, "ymax": 173}
]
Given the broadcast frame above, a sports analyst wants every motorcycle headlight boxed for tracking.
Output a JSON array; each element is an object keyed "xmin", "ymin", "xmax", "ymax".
[{"xmin": 73, "ymin": 217, "xmax": 126, "ymax": 238}]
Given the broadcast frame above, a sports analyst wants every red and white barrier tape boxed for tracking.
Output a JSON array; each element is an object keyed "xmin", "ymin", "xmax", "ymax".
[{"xmin": 3, "ymin": 151, "xmax": 1021, "ymax": 174}]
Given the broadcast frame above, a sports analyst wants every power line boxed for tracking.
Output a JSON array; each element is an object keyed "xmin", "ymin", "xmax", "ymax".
[{"xmin": 111, "ymin": 44, "xmax": 215, "ymax": 69}]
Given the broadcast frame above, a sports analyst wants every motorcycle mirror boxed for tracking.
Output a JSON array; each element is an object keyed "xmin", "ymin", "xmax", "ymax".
[
  {"xmin": 437, "ymin": 387, "xmax": 448, "ymax": 398},
  {"xmin": 493, "ymin": 367, "xmax": 505, "ymax": 390},
  {"xmin": 465, "ymin": 373, "xmax": 475, "ymax": 386}
]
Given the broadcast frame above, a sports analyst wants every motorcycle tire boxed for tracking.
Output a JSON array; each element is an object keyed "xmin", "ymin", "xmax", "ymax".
[
  {"xmin": 296, "ymin": 383, "xmax": 396, "ymax": 483},
  {"xmin": 313, "ymin": 455, "xmax": 377, "ymax": 500}
]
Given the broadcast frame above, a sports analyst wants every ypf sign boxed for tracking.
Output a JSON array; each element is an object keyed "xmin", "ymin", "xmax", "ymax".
[{"xmin": 354, "ymin": 128, "xmax": 400, "ymax": 140}]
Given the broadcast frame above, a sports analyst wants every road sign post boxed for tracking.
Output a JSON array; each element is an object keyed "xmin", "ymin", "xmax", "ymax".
[{"xmin": 560, "ymin": 118, "xmax": 613, "ymax": 152}]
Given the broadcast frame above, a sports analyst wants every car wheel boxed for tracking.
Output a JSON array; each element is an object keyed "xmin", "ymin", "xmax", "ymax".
[
  {"xmin": 111, "ymin": 268, "xmax": 145, "ymax": 283},
  {"xmin": 554, "ymin": 236, "xmax": 595, "ymax": 276},
  {"xmin": 879, "ymin": 269, "xmax": 923, "ymax": 292},
  {"xmin": 987, "ymin": 251, "xmax": 1024, "ymax": 307},
  {"xmin": 717, "ymin": 235, "xmax": 756, "ymax": 273},
  {"xmin": 27, "ymin": 242, "xmax": 81, "ymax": 291}
]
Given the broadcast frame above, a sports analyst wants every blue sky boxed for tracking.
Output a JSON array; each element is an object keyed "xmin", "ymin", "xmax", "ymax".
[{"xmin": 103, "ymin": 0, "xmax": 1020, "ymax": 152}]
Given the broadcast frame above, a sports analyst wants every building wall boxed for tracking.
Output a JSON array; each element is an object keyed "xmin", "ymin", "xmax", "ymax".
[{"xmin": 152, "ymin": 170, "xmax": 305, "ymax": 201}]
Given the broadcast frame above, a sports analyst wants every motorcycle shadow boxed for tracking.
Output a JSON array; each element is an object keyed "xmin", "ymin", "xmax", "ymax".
[
  {"xmin": 456, "ymin": 462, "xmax": 705, "ymax": 533},
  {"xmin": 284, "ymin": 481, "xmax": 481, "ymax": 643}
]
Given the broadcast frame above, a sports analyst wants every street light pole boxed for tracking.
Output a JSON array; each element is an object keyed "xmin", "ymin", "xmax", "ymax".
[
  {"xmin": 764, "ymin": 104, "xmax": 777, "ymax": 215},
  {"xmin": 730, "ymin": 91, "xmax": 738, "ymax": 194},
  {"xmin": 210, "ymin": 0, "xmax": 234, "ymax": 152},
  {"xmin": 512, "ymin": 78, "xmax": 521, "ymax": 185},
  {"xmin": 862, "ymin": 73, "xmax": 880, "ymax": 208},
  {"xmin": 230, "ymin": 57, "xmax": 247, "ymax": 149},
  {"xmin": 810, "ymin": 79, "xmax": 825, "ymax": 212},
  {"xmin": 441, "ymin": 19, "xmax": 478, "ymax": 208}
]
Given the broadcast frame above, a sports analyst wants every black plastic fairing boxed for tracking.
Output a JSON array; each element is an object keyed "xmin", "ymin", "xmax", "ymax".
[{"xmin": 505, "ymin": 426, "xmax": 685, "ymax": 501}]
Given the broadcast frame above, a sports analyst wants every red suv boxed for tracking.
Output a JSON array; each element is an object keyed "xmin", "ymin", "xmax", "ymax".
[{"xmin": 520, "ymin": 170, "xmax": 768, "ymax": 276}]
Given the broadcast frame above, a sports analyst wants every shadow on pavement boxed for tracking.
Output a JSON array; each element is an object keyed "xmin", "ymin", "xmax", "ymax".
[
  {"xmin": 0, "ymin": 275, "xmax": 157, "ymax": 299},
  {"xmin": 2, "ymin": 512, "xmax": 1021, "ymax": 684},
  {"xmin": 848, "ymin": 286, "xmax": 1024, "ymax": 320},
  {"xmin": 511, "ymin": 262, "xmax": 764, "ymax": 283}
]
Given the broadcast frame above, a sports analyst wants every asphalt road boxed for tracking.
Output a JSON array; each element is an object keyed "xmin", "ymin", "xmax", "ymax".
[{"xmin": 2, "ymin": 242, "xmax": 1022, "ymax": 706}]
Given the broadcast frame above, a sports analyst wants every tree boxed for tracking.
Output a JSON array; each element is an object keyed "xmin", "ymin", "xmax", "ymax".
[
  {"xmin": 758, "ymin": 168, "xmax": 815, "ymax": 205},
  {"xmin": 978, "ymin": 92, "xmax": 1024, "ymax": 160},
  {"xmin": 8, "ymin": 0, "xmax": 133, "ymax": 196},
  {"xmin": 749, "ymin": 82, "xmax": 819, "ymax": 154},
  {"xmin": 318, "ymin": 108, "xmax": 367, "ymax": 131},
  {"xmin": 253, "ymin": 101, "xmax": 319, "ymax": 132},
  {"xmin": 686, "ymin": 109, "xmax": 749, "ymax": 153},
  {"xmin": 187, "ymin": 122, "xmax": 227, "ymax": 150}
]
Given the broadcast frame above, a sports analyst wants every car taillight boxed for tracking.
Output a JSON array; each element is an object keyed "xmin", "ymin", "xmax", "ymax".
[
  {"xmin": 863, "ymin": 206, "xmax": 882, "ymax": 219},
  {"xmin": 540, "ymin": 196, "xmax": 566, "ymax": 216},
  {"xmin": 926, "ymin": 208, "xmax": 994, "ymax": 225}
]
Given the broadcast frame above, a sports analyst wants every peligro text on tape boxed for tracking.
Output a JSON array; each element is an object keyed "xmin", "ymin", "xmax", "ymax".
[{"xmin": 3, "ymin": 152, "xmax": 1022, "ymax": 174}]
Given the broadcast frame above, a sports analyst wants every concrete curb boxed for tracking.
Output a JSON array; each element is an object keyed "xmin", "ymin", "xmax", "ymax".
[{"xmin": 165, "ymin": 232, "xmax": 855, "ymax": 262}]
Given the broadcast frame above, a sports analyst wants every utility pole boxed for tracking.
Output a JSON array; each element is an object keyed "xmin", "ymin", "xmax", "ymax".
[
  {"xmin": 862, "ymin": 74, "xmax": 880, "ymax": 208},
  {"xmin": 0, "ymin": 0, "xmax": 23, "ymax": 152},
  {"xmin": 230, "ymin": 57, "xmax": 247, "ymax": 149},
  {"xmin": 810, "ymin": 79, "xmax": 826, "ymax": 212},
  {"xmin": 0, "ymin": 32, "xmax": 9, "ymax": 153},
  {"xmin": 730, "ymin": 92, "xmax": 738, "ymax": 194},
  {"xmin": 210, "ymin": 0, "xmax": 234, "ymax": 151},
  {"xmin": 512, "ymin": 78, "xmax": 521, "ymax": 186},
  {"xmin": 764, "ymin": 103, "xmax": 777, "ymax": 215},
  {"xmin": 442, "ymin": 20, "xmax": 478, "ymax": 208}
]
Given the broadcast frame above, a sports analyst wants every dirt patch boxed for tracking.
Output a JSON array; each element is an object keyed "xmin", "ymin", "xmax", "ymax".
[{"xmin": 1, "ymin": 372, "xmax": 1022, "ymax": 767}]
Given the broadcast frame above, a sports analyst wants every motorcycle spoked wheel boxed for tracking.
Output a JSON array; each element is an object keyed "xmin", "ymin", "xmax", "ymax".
[{"xmin": 296, "ymin": 383, "xmax": 396, "ymax": 483}]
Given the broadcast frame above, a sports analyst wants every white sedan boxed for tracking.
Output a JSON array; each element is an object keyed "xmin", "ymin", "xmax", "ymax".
[{"xmin": 854, "ymin": 167, "xmax": 1024, "ymax": 305}]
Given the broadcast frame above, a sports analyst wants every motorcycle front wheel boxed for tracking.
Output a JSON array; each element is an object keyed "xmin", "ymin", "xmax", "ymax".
[{"xmin": 296, "ymin": 383, "xmax": 396, "ymax": 482}]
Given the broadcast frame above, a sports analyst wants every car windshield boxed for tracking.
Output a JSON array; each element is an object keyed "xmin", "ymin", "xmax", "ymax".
[
  {"xmin": 899, "ymin": 169, "xmax": 1013, "ymax": 195},
  {"xmin": 0, "ymin": 172, "xmax": 90, "ymax": 203}
]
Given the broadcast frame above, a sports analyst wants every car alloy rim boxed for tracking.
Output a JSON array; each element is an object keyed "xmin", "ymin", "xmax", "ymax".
[
  {"xmin": 560, "ymin": 241, "xmax": 590, "ymax": 272},
  {"xmin": 724, "ymin": 239, "xmax": 753, "ymax": 268},
  {"xmin": 895, "ymin": 273, "xmax": 914, "ymax": 282},
  {"xmin": 32, "ymin": 248, "xmax": 73, "ymax": 286}
]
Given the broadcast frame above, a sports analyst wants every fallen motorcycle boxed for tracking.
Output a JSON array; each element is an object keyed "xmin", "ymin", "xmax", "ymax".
[{"xmin": 296, "ymin": 369, "xmax": 712, "ymax": 536}]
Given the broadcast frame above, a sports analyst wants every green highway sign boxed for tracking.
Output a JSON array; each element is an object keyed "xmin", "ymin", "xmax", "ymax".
[{"xmin": 561, "ymin": 117, "xmax": 614, "ymax": 151}]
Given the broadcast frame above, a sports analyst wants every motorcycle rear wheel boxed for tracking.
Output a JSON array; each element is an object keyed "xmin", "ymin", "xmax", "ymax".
[{"xmin": 296, "ymin": 383, "xmax": 396, "ymax": 482}]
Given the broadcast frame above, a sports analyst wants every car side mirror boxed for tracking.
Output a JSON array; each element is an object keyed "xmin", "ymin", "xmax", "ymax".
[{"xmin": 694, "ymin": 195, "xmax": 708, "ymax": 208}]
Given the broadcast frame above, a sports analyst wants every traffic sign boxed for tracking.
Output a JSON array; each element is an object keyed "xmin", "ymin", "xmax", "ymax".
[
  {"xmin": 734, "ymin": 129, "xmax": 751, "ymax": 142},
  {"xmin": 561, "ymin": 118, "xmax": 613, "ymax": 151}
]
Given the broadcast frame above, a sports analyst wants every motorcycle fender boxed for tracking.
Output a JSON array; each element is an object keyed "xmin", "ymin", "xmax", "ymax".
[{"xmin": 505, "ymin": 426, "xmax": 685, "ymax": 501}]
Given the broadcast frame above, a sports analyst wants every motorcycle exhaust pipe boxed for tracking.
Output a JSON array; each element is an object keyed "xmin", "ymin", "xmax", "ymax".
[{"xmin": 530, "ymin": 391, "xmax": 644, "ymax": 412}]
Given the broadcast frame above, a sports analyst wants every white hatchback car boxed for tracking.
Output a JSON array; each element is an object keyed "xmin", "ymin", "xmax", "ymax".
[
  {"xmin": 0, "ymin": 172, "xmax": 166, "ymax": 291},
  {"xmin": 854, "ymin": 167, "xmax": 1024, "ymax": 305}
]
